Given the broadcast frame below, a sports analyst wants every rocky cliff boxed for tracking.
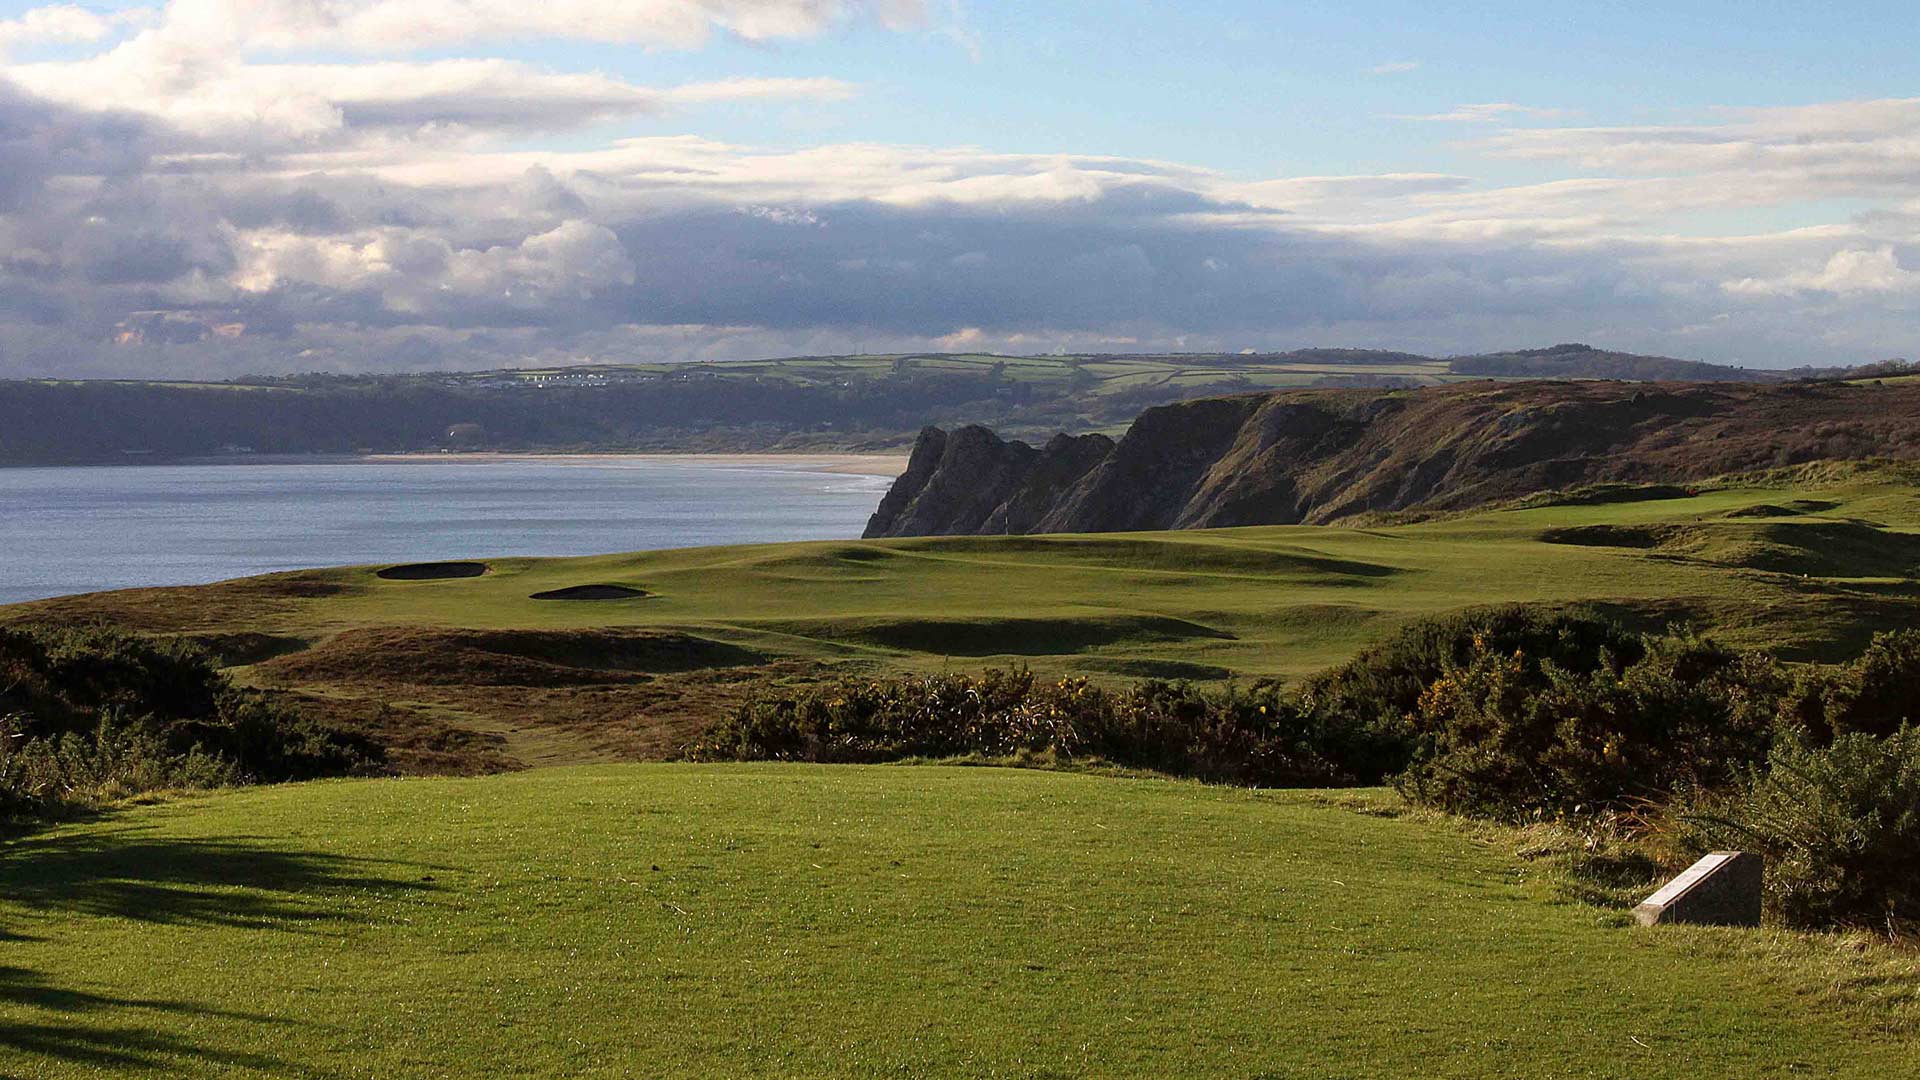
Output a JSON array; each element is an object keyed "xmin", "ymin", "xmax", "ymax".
[{"xmin": 863, "ymin": 379, "xmax": 1920, "ymax": 537}]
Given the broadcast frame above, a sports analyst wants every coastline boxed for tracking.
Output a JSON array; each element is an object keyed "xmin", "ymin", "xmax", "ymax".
[
  {"xmin": 357, "ymin": 452, "xmax": 910, "ymax": 478},
  {"xmin": 75, "ymin": 451, "xmax": 912, "ymax": 478}
]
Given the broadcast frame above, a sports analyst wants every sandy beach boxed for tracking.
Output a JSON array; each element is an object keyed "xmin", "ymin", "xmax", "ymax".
[{"xmin": 356, "ymin": 451, "xmax": 911, "ymax": 478}]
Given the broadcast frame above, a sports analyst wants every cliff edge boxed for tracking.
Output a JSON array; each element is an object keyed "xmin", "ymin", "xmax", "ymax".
[{"xmin": 863, "ymin": 380, "xmax": 1920, "ymax": 537}]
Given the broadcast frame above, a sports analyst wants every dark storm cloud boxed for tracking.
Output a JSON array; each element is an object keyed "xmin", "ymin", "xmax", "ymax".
[{"xmin": 0, "ymin": 81, "xmax": 159, "ymax": 210}]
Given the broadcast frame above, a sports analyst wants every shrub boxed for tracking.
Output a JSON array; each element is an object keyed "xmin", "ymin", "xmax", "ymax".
[
  {"xmin": 0, "ymin": 624, "xmax": 382, "ymax": 820},
  {"xmin": 691, "ymin": 671, "xmax": 1352, "ymax": 786},
  {"xmin": 1780, "ymin": 629, "xmax": 1920, "ymax": 743},
  {"xmin": 1697, "ymin": 727, "xmax": 1920, "ymax": 931},
  {"xmin": 0, "ymin": 713, "xmax": 237, "ymax": 820},
  {"xmin": 0, "ymin": 625, "xmax": 224, "ymax": 732},
  {"xmin": 700, "ymin": 604, "xmax": 1919, "ymax": 937},
  {"xmin": 1394, "ymin": 629, "xmax": 1784, "ymax": 819},
  {"xmin": 171, "ymin": 691, "xmax": 383, "ymax": 783},
  {"xmin": 1289, "ymin": 606, "xmax": 1641, "ymax": 783}
]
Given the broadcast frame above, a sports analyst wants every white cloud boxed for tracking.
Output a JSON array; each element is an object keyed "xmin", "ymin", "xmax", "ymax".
[
  {"xmin": 1482, "ymin": 97, "xmax": 1920, "ymax": 182},
  {"xmin": 0, "ymin": 4, "xmax": 126, "ymax": 54},
  {"xmin": 233, "ymin": 219, "xmax": 636, "ymax": 314},
  {"xmin": 149, "ymin": 0, "xmax": 926, "ymax": 52},
  {"xmin": 10, "ymin": 6, "xmax": 1920, "ymax": 374},
  {"xmin": 1401, "ymin": 102, "xmax": 1571, "ymax": 123},
  {"xmin": 1725, "ymin": 246, "xmax": 1920, "ymax": 298},
  {"xmin": 1366, "ymin": 60, "xmax": 1420, "ymax": 75},
  {"xmin": 9, "ymin": 52, "xmax": 855, "ymax": 145}
]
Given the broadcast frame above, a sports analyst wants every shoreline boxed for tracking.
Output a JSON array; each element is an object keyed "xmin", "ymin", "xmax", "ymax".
[
  {"xmin": 358, "ymin": 452, "xmax": 910, "ymax": 478},
  {"xmin": 35, "ymin": 451, "xmax": 911, "ymax": 478}
]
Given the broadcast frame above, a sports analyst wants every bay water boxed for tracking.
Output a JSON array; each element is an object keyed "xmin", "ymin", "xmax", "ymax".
[{"xmin": 0, "ymin": 458, "xmax": 897, "ymax": 605}]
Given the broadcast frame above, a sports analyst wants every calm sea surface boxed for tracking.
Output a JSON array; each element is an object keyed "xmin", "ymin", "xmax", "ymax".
[{"xmin": 0, "ymin": 459, "xmax": 896, "ymax": 605}]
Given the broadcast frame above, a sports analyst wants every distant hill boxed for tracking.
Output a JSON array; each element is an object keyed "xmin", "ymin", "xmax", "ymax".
[
  {"xmin": 0, "ymin": 346, "xmax": 1809, "ymax": 466},
  {"xmin": 1447, "ymin": 343, "xmax": 1789, "ymax": 382},
  {"xmin": 865, "ymin": 379, "xmax": 1920, "ymax": 537}
]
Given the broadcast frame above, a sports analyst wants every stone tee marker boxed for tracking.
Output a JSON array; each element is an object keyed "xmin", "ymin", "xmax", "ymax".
[{"xmin": 1633, "ymin": 851, "xmax": 1763, "ymax": 928}]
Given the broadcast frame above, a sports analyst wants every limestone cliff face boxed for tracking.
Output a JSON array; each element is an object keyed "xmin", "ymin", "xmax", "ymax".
[
  {"xmin": 862, "ymin": 426, "xmax": 1115, "ymax": 538},
  {"xmin": 863, "ymin": 380, "xmax": 1920, "ymax": 537}
]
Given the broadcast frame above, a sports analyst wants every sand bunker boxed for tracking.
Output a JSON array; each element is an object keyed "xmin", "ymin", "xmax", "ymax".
[
  {"xmin": 529, "ymin": 584, "xmax": 651, "ymax": 601},
  {"xmin": 377, "ymin": 561, "xmax": 490, "ymax": 581}
]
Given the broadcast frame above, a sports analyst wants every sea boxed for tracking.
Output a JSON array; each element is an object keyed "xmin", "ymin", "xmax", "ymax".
[{"xmin": 0, "ymin": 457, "xmax": 898, "ymax": 606}]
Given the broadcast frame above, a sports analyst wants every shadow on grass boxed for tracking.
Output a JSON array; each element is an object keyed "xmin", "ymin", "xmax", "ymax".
[
  {"xmin": 0, "ymin": 822, "xmax": 446, "ymax": 1076},
  {"xmin": 0, "ymin": 965, "xmax": 317, "ymax": 1074},
  {"xmin": 0, "ymin": 823, "xmax": 443, "ymax": 929}
]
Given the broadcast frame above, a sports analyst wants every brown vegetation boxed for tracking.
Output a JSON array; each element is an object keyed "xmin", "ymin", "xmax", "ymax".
[
  {"xmin": 256, "ymin": 627, "xmax": 764, "ymax": 687},
  {"xmin": 242, "ymin": 627, "xmax": 819, "ymax": 766},
  {"xmin": 2, "ymin": 572, "xmax": 354, "ymax": 634}
]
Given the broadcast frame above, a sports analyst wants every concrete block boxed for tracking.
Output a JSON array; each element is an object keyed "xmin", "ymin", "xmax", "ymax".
[{"xmin": 1633, "ymin": 851, "xmax": 1763, "ymax": 928}]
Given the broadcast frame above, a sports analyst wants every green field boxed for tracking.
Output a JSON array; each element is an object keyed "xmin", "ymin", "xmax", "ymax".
[
  {"xmin": 458, "ymin": 351, "xmax": 1468, "ymax": 401},
  {"xmin": 3, "ymin": 764, "xmax": 1913, "ymax": 1078},
  {"xmin": 298, "ymin": 471, "xmax": 1914, "ymax": 673},
  {"xmin": 9, "ymin": 464, "xmax": 1917, "ymax": 768},
  {"xmin": 5, "ymin": 467, "xmax": 1918, "ymax": 1076}
]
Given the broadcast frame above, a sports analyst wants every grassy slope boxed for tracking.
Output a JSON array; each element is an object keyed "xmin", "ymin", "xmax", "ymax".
[
  {"xmin": 25, "ymin": 467, "xmax": 1910, "ymax": 673},
  {"xmin": 2, "ymin": 764, "xmax": 1912, "ymax": 1079},
  {"xmin": 5, "ymin": 465, "xmax": 1916, "ymax": 767}
]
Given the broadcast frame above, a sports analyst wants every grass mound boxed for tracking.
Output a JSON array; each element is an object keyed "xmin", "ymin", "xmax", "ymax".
[
  {"xmin": 376, "ymin": 561, "xmax": 489, "ymax": 581},
  {"xmin": 0, "ymin": 765, "xmax": 1912, "ymax": 1078},
  {"xmin": 1538, "ymin": 523, "xmax": 1676, "ymax": 550},
  {"xmin": 177, "ymin": 631, "xmax": 310, "ymax": 665},
  {"xmin": 1721, "ymin": 498, "xmax": 1842, "ymax": 518},
  {"xmin": 528, "ymin": 584, "xmax": 651, "ymax": 601},
  {"xmin": 260, "ymin": 627, "xmax": 763, "ymax": 686},
  {"xmin": 761, "ymin": 613, "xmax": 1235, "ymax": 656},
  {"xmin": 1529, "ymin": 482, "xmax": 1698, "ymax": 507},
  {"xmin": 904, "ymin": 534, "xmax": 1401, "ymax": 578},
  {"xmin": 1541, "ymin": 520, "xmax": 1920, "ymax": 578}
]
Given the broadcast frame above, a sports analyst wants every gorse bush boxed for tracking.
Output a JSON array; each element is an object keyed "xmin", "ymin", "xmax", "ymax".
[
  {"xmin": 1695, "ymin": 727, "xmax": 1920, "ymax": 930},
  {"xmin": 0, "ymin": 625, "xmax": 224, "ymax": 730},
  {"xmin": 0, "ymin": 713, "xmax": 236, "ymax": 819},
  {"xmin": 1780, "ymin": 629, "xmax": 1920, "ymax": 743},
  {"xmin": 1397, "ymin": 628, "xmax": 1784, "ymax": 819},
  {"xmin": 1288, "ymin": 606, "xmax": 1645, "ymax": 784},
  {"xmin": 692, "ymin": 669, "xmax": 1355, "ymax": 787},
  {"xmin": 701, "ymin": 607, "xmax": 1794, "ymax": 815},
  {"xmin": 0, "ymin": 624, "xmax": 381, "ymax": 820}
]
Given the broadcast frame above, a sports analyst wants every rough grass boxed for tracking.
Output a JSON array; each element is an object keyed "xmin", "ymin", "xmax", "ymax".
[
  {"xmin": 753, "ymin": 613, "xmax": 1236, "ymax": 656},
  {"xmin": 256, "ymin": 627, "xmax": 765, "ymax": 687},
  {"xmin": 1, "ymin": 765, "xmax": 1915, "ymax": 1078}
]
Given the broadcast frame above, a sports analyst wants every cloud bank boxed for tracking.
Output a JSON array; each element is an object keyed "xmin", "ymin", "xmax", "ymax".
[{"xmin": 1, "ymin": 1, "xmax": 1918, "ymax": 376}]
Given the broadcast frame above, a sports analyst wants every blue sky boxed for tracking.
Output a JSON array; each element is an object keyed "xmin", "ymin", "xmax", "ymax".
[
  {"xmin": 0, "ymin": 1, "xmax": 1917, "ymax": 374},
  {"xmin": 610, "ymin": 1, "xmax": 1920, "ymax": 175},
  {"xmin": 21, "ymin": 1, "xmax": 1905, "ymax": 177}
]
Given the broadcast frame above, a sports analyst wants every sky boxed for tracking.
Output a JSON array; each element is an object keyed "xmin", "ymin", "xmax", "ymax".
[{"xmin": 2, "ymin": 1, "xmax": 1919, "ymax": 376}]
